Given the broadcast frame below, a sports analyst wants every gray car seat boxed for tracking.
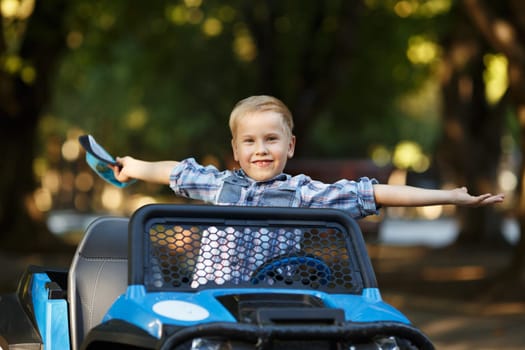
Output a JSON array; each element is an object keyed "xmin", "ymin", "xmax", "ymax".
[{"xmin": 67, "ymin": 216, "xmax": 129, "ymax": 350}]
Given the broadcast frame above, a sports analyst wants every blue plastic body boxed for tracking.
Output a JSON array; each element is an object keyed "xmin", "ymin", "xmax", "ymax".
[
  {"xmin": 104, "ymin": 285, "xmax": 410, "ymax": 339},
  {"xmin": 31, "ymin": 273, "xmax": 71, "ymax": 350}
]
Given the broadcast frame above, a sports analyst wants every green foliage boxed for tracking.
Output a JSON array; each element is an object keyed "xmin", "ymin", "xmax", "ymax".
[
  {"xmin": 49, "ymin": 0, "xmax": 449, "ymax": 162},
  {"xmin": 306, "ymin": 2, "xmax": 447, "ymax": 156}
]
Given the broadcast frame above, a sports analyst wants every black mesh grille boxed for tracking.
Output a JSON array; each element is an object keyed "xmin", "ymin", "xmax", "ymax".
[{"xmin": 144, "ymin": 221, "xmax": 362, "ymax": 293}]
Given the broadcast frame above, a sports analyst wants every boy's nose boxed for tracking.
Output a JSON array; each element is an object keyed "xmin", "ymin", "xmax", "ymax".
[{"xmin": 255, "ymin": 140, "xmax": 268, "ymax": 154}]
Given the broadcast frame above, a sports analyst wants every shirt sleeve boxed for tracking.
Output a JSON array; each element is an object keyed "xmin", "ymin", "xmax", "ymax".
[
  {"xmin": 169, "ymin": 158, "xmax": 229, "ymax": 203},
  {"xmin": 298, "ymin": 176, "xmax": 379, "ymax": 219}
]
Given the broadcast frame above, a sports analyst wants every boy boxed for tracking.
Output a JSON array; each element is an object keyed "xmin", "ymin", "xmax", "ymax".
[
  {"xmin": 112, "ymin": 95, "xmax": 504, "ymax": 287},
  {"xmin": 112, "ymin": 95, "xmax": 504, "ymax": 215}
]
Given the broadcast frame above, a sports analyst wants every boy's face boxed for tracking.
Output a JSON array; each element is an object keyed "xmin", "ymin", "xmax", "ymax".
[{"xmin": 231, "ymin": 110, "xmax": 295, "ymax": 181}]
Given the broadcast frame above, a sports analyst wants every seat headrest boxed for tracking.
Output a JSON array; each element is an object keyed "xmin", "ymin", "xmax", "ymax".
[{"xmin": 78, "ymin": 217, "xmax": 129, "ymax": 259}]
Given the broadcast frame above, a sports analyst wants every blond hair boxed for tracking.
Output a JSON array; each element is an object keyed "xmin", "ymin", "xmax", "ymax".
[{"xmin": 229, "ymin": 95, "xmax": 294, "ymax": 138}]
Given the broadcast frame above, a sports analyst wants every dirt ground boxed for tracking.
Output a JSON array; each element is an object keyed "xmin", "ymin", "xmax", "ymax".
[
  {"xmin": 370, "ymin": 244, "xmax": 525, "ymax": 349},
  {"xmin": 1, "ymin": 243, "xmax": 524, "ymax": 349}
]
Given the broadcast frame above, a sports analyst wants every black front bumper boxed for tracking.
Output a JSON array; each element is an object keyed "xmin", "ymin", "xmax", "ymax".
[{"xmin": 159, "ymin": 321, "xmax": 435, "ymax": 350}]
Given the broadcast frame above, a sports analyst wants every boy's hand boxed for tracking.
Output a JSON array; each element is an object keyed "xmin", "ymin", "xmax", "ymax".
[
  {"xmin": 110, "ymin": 157, "xmax": 179, "ymax": 185},
  {"xmin": 110, "ymin": 156, "xmax": 135, "ymax": 183},
  {"xmin": 452, "ymin": 187, "xmax": 505, "ymax": 207}
]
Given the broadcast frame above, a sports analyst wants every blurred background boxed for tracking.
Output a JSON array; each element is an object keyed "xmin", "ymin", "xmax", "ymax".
[{"xmin": 2, "ymin": 1, "xmax": 525, "ymax": 346}]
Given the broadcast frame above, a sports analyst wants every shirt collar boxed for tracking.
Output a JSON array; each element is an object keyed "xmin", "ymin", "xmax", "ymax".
[{"xmin": 234, "ymin": 169, "xmax": 290, "ymax": 183}]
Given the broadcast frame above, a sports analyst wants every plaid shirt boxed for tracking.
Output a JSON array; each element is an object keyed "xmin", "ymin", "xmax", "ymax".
[
  {"xmin": 169, "ymin": 158, "xmax": 379, "ymax": 287},
  {"xmin": 170, "ymin": 158, "xmax": 378, "ymax": 219}
]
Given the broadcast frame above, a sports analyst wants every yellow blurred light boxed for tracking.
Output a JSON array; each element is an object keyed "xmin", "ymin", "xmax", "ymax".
[
  {"xmin": 184, "ymin": 0, "xmax": 202, "ymax": 7},
  {"xmin": 33, "ymin": 157, "xmax": 48, "ymax": 178},
  {"xmin": 412, "ymin": 154, "xmax": 430, "ymax": 173},
  {"xmin": 394, "ymin": 1, "xmax": 415, "ymax": 18},
  {"xmin": 167, "ymin": 5, "xmax": 186, "ymax": 25},
  {"xmin": 393, "ymin": 140, "xmax": 425, "ymax": 170},
  {"xmin": 233, "ymin": 29, "xmax": 257, "ymax": 62},
  {"xmin": 42, "ymin": 170, "xmax": 60, "ymax": 193},
  {"xmin": 202, "ymin": 17, "xmax": 222, "ymax": 37},
  {"xmin": 416, "ymin": 205, "xmax": 443, "ymax": 220},
  {"xmin": 62, "ymin": 139, "xmax": 80, "ymax": 162},
  {"xmin": 4, "ymin": 55, "xmax": 22, "ymax": 74},
  {"xmin": 75, "ymin": 172, "xmax": 94, "ymax": 192},
  {"xmin": 391, "ymin": 0, "xmax": 451, "ymax": 18},
  {"xmin": 407, "ymin": 35, "xmax": 440, "ymax": 65},
  {"xmin": 18, "ymin": 0, "xmax": 35, "ymax": 19},
  {"xmin": 101, "ymin": 185, "xmax": 123, "ymax": 211},
  {"xmin": 370, "ymin": 145, "xmax": 391, "ymax": 167},
  {"xmin": 1, "ymin": 0, "xmax": 18, "ymax": 17},
  {"xmin": 483, "ymin": 53, "xmax": 508, "ymax": 105},
  {"xmin": 34, "ymin": 188, "xmax": 52, "ymax": 212},
  {"xmin": 20, "ymin": 65, "xmax": 36, "ymax": 84},
  {"xmin": 126, "ymin": 106, "xmax": 148, "ymax": 130},
  {"xmin": 16, "ymin": 0, "xmax": 34, "ymax": 19},
  {"xmin": 419, "ymin": 0, "xmax": 451, "ymax": 16},
  {"xmin": 67, "ymin": 31, "xmax": 84, "ymax": 49},
  {"xmin": 499, "ymin": 169, "xmax": 517, "ymax": 192},
  {"xmin": 126, "ymin": 195, "xmax": 156, "ymax": 213},
  {"xmin": 1, "ymin": 0, "xmax": 34, "ymax": 19}
]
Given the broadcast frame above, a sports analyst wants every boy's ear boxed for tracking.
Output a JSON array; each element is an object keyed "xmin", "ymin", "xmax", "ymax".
[
  {"xmin": 287, "ymin": 135, "xmax": 296, "ymax": 158},
  {"xmin": 231, "ymin": 139, "xmax": 239, "ymax": 161}
]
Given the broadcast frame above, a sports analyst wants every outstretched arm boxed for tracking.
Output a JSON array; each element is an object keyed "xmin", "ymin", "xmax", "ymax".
[
  {"xmin": 373, "ymin": 184, "xmax": 504, "ymax": 207},
  {"xmin": 111, "ymin": 156, "xmax": 179, "ymax": 185}
]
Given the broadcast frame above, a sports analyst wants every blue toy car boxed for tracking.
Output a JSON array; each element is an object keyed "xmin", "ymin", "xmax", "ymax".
[{"xmin": 0, "ymin": 204, "xmax": 434, "ymax": 349}]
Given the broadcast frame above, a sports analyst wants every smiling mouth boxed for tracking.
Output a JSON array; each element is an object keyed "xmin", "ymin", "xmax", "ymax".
[{"xmin": 253, "ymin": 160, "xmax": 272, "ymax": 167}]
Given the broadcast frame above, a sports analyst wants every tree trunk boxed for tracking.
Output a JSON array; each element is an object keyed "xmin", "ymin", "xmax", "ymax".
[
  {"xmin": 242, "ymin": 0, "xmax": 362, "ymax": 155},
  {"xmin": 461, "ymin": 0, "xmax": 525, "ymax": 275},
  {"xmin": 437, "ymin": 10, "xmax": 504, "ymax": 247},
  {"xmin": 0, "ymin": 1, "xmax": 71, "ymax": 252}
]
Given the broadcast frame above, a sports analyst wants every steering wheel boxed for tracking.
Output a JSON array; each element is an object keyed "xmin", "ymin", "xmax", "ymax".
[{"xmin": 251, "ymin": 254, "xmax": 332, "ymax": 286}]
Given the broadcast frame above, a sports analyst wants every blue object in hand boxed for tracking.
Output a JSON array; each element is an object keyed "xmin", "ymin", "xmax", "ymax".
[{"xmin": 79, "ymin": 134, "xmax": 135, "ymax": 188}]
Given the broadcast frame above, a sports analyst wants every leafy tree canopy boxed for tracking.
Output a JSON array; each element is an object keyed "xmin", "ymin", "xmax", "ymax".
[{"xmin": 49, "ymin": 0, "xmax": 449, "ymax": 165}]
